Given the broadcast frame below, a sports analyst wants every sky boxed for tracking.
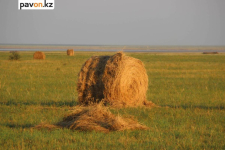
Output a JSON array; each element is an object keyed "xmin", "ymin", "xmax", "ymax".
[{"xmin": 0, "ymin": 0, "xmax": 225, "ymax": 46}]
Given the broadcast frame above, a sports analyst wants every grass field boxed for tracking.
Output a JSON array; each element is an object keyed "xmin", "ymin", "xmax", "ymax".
[{"xmin": 0, "ymin": 51, "xmax": 224, "ymax": 149}]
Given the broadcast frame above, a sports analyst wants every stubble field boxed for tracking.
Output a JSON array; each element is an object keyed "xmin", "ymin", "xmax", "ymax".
[{"xmin": 0, "ymin": 51, "xmax": 224, "ymax": 149}]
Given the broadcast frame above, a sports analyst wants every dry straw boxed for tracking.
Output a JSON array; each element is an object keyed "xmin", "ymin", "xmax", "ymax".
[
  {"xmin": 34, "ymin": 52, "xmax": 153, "ymax": 132},
  {"xmin": 33, "ymin": 51, "xmax": 46, "ymax": 59},
  {"xmin": 34, "ymin": 103, "xmax": 148, "ymax": 132},
  {"xmin": 67, "ymin": 49, "xmax": 74, "ymax": 56},
  {"xmin": 77, "ymin": 52, "xmax": 154, "ymax": 108}
]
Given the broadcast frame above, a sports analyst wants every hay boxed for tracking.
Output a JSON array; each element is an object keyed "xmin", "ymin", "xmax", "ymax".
[
  {"xmin": 33, "ymin": 51, "xmax": 46, "ymax": 59},
  {"xmin": 203, "ymin": 52, "xmax": 218, "ymax": 54},
  {"xmin": 77, "ymin": 52, "xmax": 154, "ymax": 107},
  {"xmin": 34, "ymin": 104, "xmax": 148, "ymax": 132},
  {"xmin": 67, "ymin": 49, "xmax": 74, "ymax": 56}
]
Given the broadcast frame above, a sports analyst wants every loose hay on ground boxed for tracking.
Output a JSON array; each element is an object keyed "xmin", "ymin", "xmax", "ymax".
[
  {"xmin": 34, "ymin": 104, "xmax": 148, "ymax": 132},
  {"xmin": 67, "ymin": 49, "xmax": 74, "ymax": 56},
  {"xmin": 33, "ymin": 51, "xmax": 46, "ymax": 59},
  {"xmin": 77, "ymin": 52, "xmax": 154, "ymax": 107}
]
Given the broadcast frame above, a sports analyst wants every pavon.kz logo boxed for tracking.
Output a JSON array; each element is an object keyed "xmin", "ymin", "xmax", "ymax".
[{"xmin": 18, "ymin": 0, "xmax": 54, "ymax": 10}]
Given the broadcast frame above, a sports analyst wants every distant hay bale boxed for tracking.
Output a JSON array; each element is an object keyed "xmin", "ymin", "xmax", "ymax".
[
  {"xmin": 34, "ymin": 104, "xmax": 148, "ymax": 132},
  {"xmin": 67, "ymin": 49, "xmax": 74, "ymax": 56},
  {"xmin": 33, "ymin": 51, "xmax": 46, "ymax": 59},
  {"xmin": 203, "ymin": 52, "xmax": 218, "ymax": 54},
  {"xmin": 77, "ymin": 52, "xmax": 154, "ymax": 107}
]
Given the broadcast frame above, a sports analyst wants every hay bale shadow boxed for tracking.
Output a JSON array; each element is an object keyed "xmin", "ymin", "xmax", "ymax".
[{"xmin": 161, "ymin": 105, "xmax": 224, "ymax": 110}]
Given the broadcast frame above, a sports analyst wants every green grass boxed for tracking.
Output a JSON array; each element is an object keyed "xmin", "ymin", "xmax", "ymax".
[{"xmin": 0, "ymin": 51, "xmax": 224, "ymax": 150}]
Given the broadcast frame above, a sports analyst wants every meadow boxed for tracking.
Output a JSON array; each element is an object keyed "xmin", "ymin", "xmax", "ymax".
[{"xmin": 0, "ymin": 51, "xmax": 224, "ymax": 149}]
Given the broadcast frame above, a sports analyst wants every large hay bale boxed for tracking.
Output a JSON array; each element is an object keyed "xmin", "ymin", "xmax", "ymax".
[
  {"xmin": 34, "ymin": 104, "xmax": 148, "ymax": 132},
  {"xmin": 67, "ymin": 49, "xmax": 74, "ymax": 56},
  {"xmin": 33, "ymin": 51, "xmax": 46, "ymax": 59},
  {"xmin": 77, "ymin": 52, "xmax": 153, "ymax": 107}
]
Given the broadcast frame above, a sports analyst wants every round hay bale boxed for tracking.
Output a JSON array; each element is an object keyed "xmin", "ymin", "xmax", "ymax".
[
  {"xmin": 67, "ymin": 49, "xmax": 74, "ymax": 56},
  {"xmin": 33, "ymin": 51, "xmax": 46, "ymax": 59},
  {"xmin": 203, "ymin": 52, "xmax": 218, "ymax": 54},
  {"xmin": 77, "ymin": 52, "xmax": 151, "ymax": 107}
]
